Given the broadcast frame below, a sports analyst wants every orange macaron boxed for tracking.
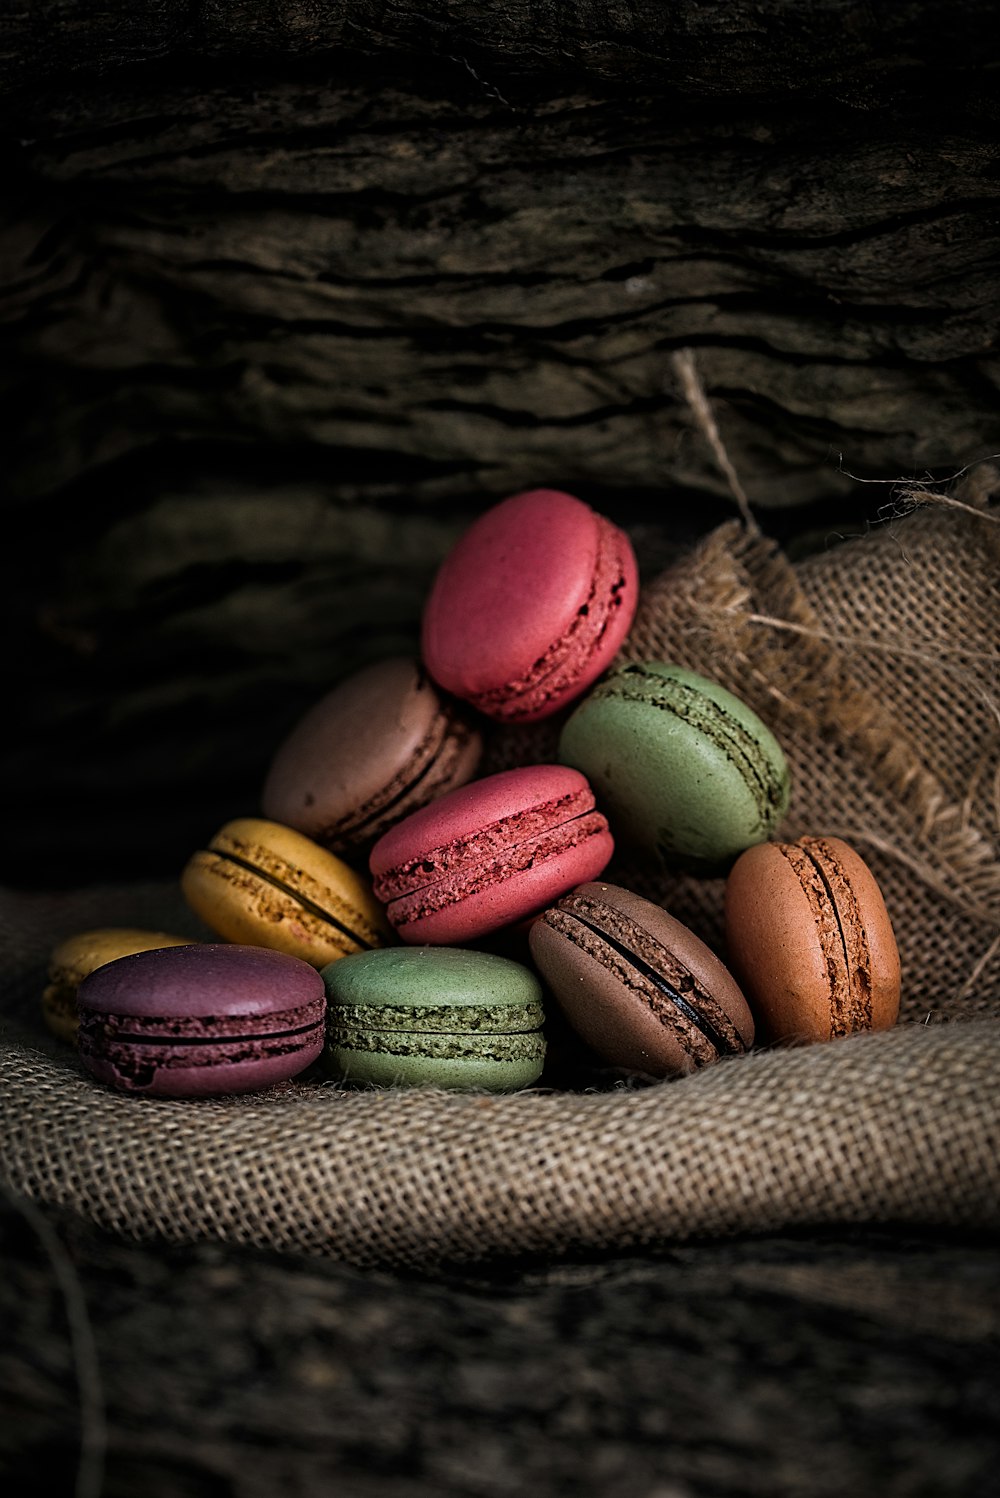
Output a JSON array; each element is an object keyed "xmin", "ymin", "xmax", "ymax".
[{"xmin": 724, "ymin": 835, "xmax": 900, "ymax": 1046}]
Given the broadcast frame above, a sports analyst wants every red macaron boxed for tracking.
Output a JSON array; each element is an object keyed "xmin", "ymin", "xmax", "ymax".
[
  {"xmin": 369, "ymin": 764, "xmax": 614, "ymax": 944},
  {"xmin": 421, "ymin": 489, "xmax": 639, "ymax": 722}
]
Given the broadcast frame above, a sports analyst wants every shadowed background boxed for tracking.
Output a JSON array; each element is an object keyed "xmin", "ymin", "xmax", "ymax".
[{"xmin": 3, "ymin": 0, "xmax": 999, "ymax": 886}]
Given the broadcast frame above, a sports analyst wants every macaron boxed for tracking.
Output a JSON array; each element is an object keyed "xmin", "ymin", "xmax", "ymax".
[
  {"xmin": 421, "ymin": 488, "xmax": 639, "ymax": 722},
  {"xmin": 724, "ymin": 835, "xmax": 901, "ymax": 1045},
  {"xmin": 529, "ymin": 881, "xmax": 754, "ymax": 1078},
  {"xmin": 181, "ymin": 817, "xmax": 391, "ymax": 967},
  {"xmin": 77, "ymin": 943, "xmax": 326, "ymax": 1096},
  {"xmin": 321, "ymin": 946, "xmax": 546, "ymax": 1091},
  {"xmin": 369, "ymin": 764, "xmax": 614, "ymax": 944},
  {"xmin": 261, "ymin": 657, "xmax": 482, "ymax": 855},
  {"xmin": 41, "ymin": 927, "xmax": 197, "ymax": 1044},
  {"xmin": 558, "ymin": 661, "xmax": 791, "ymax": 871}
]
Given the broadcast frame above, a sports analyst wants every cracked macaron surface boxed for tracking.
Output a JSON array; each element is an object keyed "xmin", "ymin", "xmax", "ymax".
[
  {"xmin": 77, "ymin": 943, "xmax": 327, "ymax": 1096},
  {"xmin": 181, "ymin": 817, "xmax": 391, "ymax": 967},
  {"xmin": 370, "ymin": 765, "xmax": 614, "ymax": 944},
  {"xmin": 724, "ymin": 835, "xmax": 901, "ymax": 1045},
  {"xmin": 421, "ymin": 488, "xmax": 639, "ymax": 722},
  {"xmin": 530, "ymin": 881, "xmax": 753, "ymax": 1077},
  {"xmin": 322, "ymin": 946, "xmax": 546, "ymax": 1091},
  {"xmin": 559, "ymin": 660, "xmax": 790, "ymax": 871}
]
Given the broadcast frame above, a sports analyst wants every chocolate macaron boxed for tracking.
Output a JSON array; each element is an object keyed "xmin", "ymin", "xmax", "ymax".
[
  {"xmin": 724, "ymin": 835, "xmax": 901, "ymax": 1045},
  {"xmin": 530, "ymin": 881, "xmax": 754, "ymax": 1077},
  {"xmin": 261, "ymin": 657, "xmax": 482, "ymax": 855}
]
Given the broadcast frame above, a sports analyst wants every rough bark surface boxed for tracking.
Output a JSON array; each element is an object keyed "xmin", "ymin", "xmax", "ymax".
[
  {"xmin": 2, "ymin": 1196, "xmax": 998, "ymax": 1498},
  {"xmin": 2, "ymin": 7, "xmax": 998, "ymax": 880}
]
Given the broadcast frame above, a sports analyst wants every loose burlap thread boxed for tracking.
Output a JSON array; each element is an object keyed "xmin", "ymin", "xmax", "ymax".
[{"xmin": 1, "ymin": 482, "xmax": 998, "ymax": 1268}]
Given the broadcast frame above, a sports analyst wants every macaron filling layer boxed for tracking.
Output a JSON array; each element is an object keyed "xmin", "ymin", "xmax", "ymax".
[
  {"xmin": 328, "ymin": 1025, "xmax": 544, "ymax": 1063},
  {"xmin": 329, "ymin": 1000, "xmax": 545, "ymax": 1034},
  {"xmin": 373, "ymin": 792, "xmax": 609, "ymax": 924},
  {"xmin": 544, "ymin": 891, "xmax": 749, "ymax": 1064},
  {"xmin": 468, "ymin": 516, "xmax": 635, "ymax": 721},
  {"xmin": 779, "ymin": 839, "xmax": 873, "ymax": 1034},
  {"xmin": 592, "ymin": 664, "xmax": 789, "ymax": 827},
  {"xmin": 203, "ymin": 844, "xmax": 381, "ymax": 949},
  {"xmin": 79, "ymin": 998, "xmax": 326, "ymax": 1044}
]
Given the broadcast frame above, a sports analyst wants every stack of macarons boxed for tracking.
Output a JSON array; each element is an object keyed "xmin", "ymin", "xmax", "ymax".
[{"xmin": 51, "ymin": 487, "xmax": 900, "ymax": 1100}]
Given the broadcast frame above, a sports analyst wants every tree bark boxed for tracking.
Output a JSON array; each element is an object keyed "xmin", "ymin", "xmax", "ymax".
[{"xmin": 1, "ymin": 6, "xmax": 997, "ymax": 881}]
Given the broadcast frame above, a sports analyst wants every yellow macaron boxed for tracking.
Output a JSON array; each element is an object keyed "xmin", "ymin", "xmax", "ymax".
[
  {"xmin": 42, "ymin": 927, "xmax": 197, "ymax": 1045},
  {"xmin": 181, "ymin": 816, "xmax": 392, "ymax": 967}
]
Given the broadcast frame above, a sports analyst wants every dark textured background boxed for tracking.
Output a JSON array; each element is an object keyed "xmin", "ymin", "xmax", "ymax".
[
  {"xmin": 3, "ymin": 1196, "xmax": 1000, "ymax": 1498},
  {"xmin": 2, "ymin": 6, "xmax": 998, "ymax": 1492},
  {"xmin": 3, "ymin": 0, "xmax": 999, "ymax": 886}
]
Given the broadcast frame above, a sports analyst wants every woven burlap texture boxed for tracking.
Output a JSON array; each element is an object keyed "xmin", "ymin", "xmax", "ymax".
[{"xmin": 1, "ymin": 492, "xmax": 998, "ymax": 1267}]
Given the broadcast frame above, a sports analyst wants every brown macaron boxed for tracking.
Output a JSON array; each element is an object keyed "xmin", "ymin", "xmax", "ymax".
[
  {"xmin": 261, "ymin": 657, "xmax": 482, "ymax": 855},
  {"xmin": 529, "ymin": 881, "xmax": 754, "ymax": 1078},
  {"xmin": 724, "ymin": 835, "xmax": 901, "ymax": 1046}
]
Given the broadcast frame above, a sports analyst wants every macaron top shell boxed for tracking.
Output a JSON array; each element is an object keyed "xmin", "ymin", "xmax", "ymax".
[
  {"xmin": 322, "ymin": 946, "xmax": 545, "ymax": 1027},
  {"xmin": 724, "ymin": 836, "xmax": 901, "ymax": 1044},
  {"xmin": 261, "ymin": 657, "xmax": 482, "ymax": 850},
  {"xmin": 421, "ymin": 489, "xmax": 639, "ymax": 722},
  {"xmin": 78, "ymin": 942, "xmax": 326, "ymax": 1021},
  {"xmin": 559, "ymin": 660, "xmax": 790, "ymax": 870}
]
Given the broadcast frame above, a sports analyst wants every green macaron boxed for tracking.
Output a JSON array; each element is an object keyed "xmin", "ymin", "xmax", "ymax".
[
  {"xmin": 320, "ymin": 946, "xmax": 546, "ymax": 1091},
  {"xmin": 558, "ymin": 661, "xmax": 791, "ymax": 872}
]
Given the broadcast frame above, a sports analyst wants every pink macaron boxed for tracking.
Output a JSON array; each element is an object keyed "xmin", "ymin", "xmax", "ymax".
[
  {"xmin": 421, "ymin": 489, "xmax": 639, "ymax": 722},
  {"xmin": 369, "ymin": 765, "xmax": 614, "ymax": 944}
]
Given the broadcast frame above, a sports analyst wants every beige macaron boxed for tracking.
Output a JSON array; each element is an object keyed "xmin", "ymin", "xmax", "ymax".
[
  {"xmin": 42, "ymin": 927, "xmax": 197, "ymax": 1045},
  {"xmin": 181, "ymin": 817, "xmax": 392, "ymax": 968}
]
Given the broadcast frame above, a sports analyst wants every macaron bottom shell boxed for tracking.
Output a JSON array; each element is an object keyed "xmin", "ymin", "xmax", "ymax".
[
  {"xmin": 325, "ymin": 1032, "xmax": 546, "ymax": 1092},
  {"xmin": 81, "ymin": 1032, "xmax": 325, "ymax": 1098}
]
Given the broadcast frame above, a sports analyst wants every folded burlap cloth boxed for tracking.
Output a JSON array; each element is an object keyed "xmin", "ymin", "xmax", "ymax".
[{"xmin": 2, "ymin": 488, "xmax": 998, "ymax": 1268}]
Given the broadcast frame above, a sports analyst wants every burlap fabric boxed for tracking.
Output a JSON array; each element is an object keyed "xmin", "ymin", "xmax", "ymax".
[{"xmin": 1, "ymin": 484, "xmax": 998, "ymax": 1268}]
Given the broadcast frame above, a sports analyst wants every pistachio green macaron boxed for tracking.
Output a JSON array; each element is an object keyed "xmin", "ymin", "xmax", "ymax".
[
  {"xmin": 558, "ymin": 661, "xmax": 791, "ymax": 872},
  {"xmin": 320, "ymin": 946, "xmax": 546, "ymax": 1091}
]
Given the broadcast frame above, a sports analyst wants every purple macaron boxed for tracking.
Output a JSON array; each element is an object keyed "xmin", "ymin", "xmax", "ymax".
[{"xmin": 76, "ymin": 943, "xmax": 327, "ymax": 1097}]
